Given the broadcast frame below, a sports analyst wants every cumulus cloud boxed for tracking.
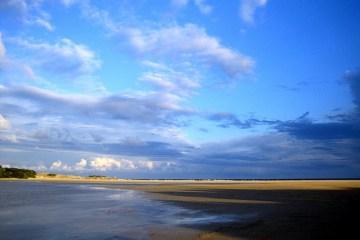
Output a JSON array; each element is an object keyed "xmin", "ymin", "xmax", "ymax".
[
  {"xmin": 90, "ymin": 157, "xmax": 135, "ymax": 171},
  {"xmin": 138, "ymin": 160, "xmax": 155, "ymax": 170},
  {"xmin": 50, "ymin": 160, "xmax": 72, "ymax": 171},
  {"xmin": 12, "ymin": 38, "xmax": 101, "ymax": 77},
  {"xmin": 239, "ymin": 0, "xmax": 267, "ymax": 24},
  {"xmin": 49, "ymin": 157, "xmax": 157, "ymax": 172},
  {"xmin": 75, "ymin": 158, "xmax": 87, "ymax": 169}
]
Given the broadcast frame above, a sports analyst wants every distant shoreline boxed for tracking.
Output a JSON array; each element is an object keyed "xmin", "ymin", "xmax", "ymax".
[
  {"xmin": 1, "ymin": 176, "xmax": 360, "ymax": 184},
  {"xmin": 2, "ymin": 169, "xmax": 360, "ymax": 182}
]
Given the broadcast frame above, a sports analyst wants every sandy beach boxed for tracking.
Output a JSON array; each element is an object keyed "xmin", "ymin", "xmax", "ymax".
[
  {"xmin": 110, "ymin": 180, "xmax": 360, "ymax": 240},
  {"xmin": 4, "ymin": 177, "xmax": 358, "ymax": 239}
]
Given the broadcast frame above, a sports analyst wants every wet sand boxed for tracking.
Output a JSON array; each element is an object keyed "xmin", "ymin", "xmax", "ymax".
[
  {"xmin": 3, "ymin": 178, "xmax": 360, "ymax": 239},
  {"xmin": 112, "ymin": 180, "xmax": 360, "ymax": 240}
]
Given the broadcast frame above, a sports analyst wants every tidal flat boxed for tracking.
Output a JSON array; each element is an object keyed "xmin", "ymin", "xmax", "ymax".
[{"xmin": 1, "ymin": 180, "xmax": 360, "ymax": 239}]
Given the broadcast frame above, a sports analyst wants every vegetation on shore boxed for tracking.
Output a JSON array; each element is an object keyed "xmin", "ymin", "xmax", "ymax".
[{"xmin": 0, "ymin": 165, "xmax": 36, "ymax": 179}]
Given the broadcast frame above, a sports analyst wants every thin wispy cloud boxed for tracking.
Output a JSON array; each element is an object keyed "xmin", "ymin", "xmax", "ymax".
[
  {"xmin": 121, "ymin": 24, "xmax": 253, "ymax": 77},
  {"xmin": 172, "ymin": 0, "xmax": 212, "ymax": 14},
  {"xmin": 0, "ymin": 0, "xmax": 54, "ymax": 31},
  {"xmin": 11, "ymin": 37, "xmax": 101, "ymax": 77},
  {"xmin": 75, "ymin": 2, "xmax": 253, "ymax": 78},
  {"xmin": 239, "ymin": 0, "xmax": 267, "ymax": 24},
  {"xmin": 0, "ymin": 33, "xmax": 5, "ymax": 59}
]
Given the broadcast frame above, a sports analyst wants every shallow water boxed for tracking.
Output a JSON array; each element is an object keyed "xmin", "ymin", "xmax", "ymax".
[{"xmin": 0, "ymin": 181, "xmax": 235, "ymax": 240}]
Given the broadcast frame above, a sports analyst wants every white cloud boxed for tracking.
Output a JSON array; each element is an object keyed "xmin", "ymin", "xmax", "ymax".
[
  {"xmin": 75, "ymin": 158, "xmax": 87, "ymax": 169},
  {"xmin": 141, "ymin": 72, "xmax": 178, "ymax": 90},
  {"xmin": 0, "ymin": 134, "xmax": 17, "ymax": 143},
  {"xmin": 51, "ymin": 160, "xmax": 64, "ymax": 169},
  {"xmin": 50, "ymin": 160, "xmax": 75, "ymax": 171},
  {"xmin": 32, "ymin": 17, "xmax": 54, "ymax": 32},
  {"xmin": 88, "ymin": 157, "xmax": 156, "ymax": 171},
  {"xmin": 12, "ymin": 38, "xmax": 101, "ymax": 77},
  {"xmin": 89, "ymin": 157, "xmax": 123, "ymax": 171},
  {"xmin": 50, "ymin": 160, "xmax": 86, "ymax": 171},
  {"xmin": 121, "ymin": 24, "xmax": 254, "ymax": 77},
  {"xmin": 0, "ymin": 114, "xmax": 10, "ymax": 130},
  {"xmin": 240, "ymin": 0, "xmax": 267, "ymax": 24},
  {"xmin": 49, "ymin": 157, "xmax": 156, "ymax": 172},
  {"xmin": 140, "ymin": 61, "xmax": 200, "ymax": 97},
  {"xmin": 138, "ymin": 160, "xmax": 155, "ymax": 170},
  {"xmin": 77, "ymin": 3, "xmax": 253, "ymax": 78},
  {"xmin": 194, "ymin": 0, "xmax": 212, "ymax": 15},
  {"xmin": 140, "ymin": 68, "xmax": 200, "ymax": 95}
]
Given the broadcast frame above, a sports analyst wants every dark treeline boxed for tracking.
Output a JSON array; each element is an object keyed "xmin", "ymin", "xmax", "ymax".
[{"xmin": 0, "ymin": 165, "xmax": 36, "ymax": 179}]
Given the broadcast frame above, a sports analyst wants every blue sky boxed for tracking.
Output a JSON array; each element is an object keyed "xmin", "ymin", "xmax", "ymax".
[{"xmin": 0, "ymin": 0, "xmax": 359, "ymax": 179}]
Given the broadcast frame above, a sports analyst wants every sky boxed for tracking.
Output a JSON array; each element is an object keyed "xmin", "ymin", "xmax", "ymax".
[{"xmin": 0, "ymin": 0, "xmax": 359, "ymax": 179}]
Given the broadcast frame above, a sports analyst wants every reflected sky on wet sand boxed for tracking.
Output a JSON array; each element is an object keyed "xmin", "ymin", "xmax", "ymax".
[{"xmin": 0, "ymin": 182, "xmax": 238, "ymax": 240}]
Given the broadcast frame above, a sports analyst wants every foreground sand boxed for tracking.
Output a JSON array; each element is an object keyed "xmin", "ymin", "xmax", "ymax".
[{"xmin": 3, "ymin": 178, "xmax": 360, "ymax": 239}]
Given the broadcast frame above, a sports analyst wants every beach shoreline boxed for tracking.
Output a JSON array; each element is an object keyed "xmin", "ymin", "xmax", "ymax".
[{"xmin": 2, "ymin": 178, "xmax": 360, "ymax": 239}]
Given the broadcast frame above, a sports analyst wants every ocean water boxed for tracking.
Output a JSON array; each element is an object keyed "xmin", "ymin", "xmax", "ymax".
[{"xmin": 0, "ymin": 181, "xmax": 235, "ymax": 240}]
